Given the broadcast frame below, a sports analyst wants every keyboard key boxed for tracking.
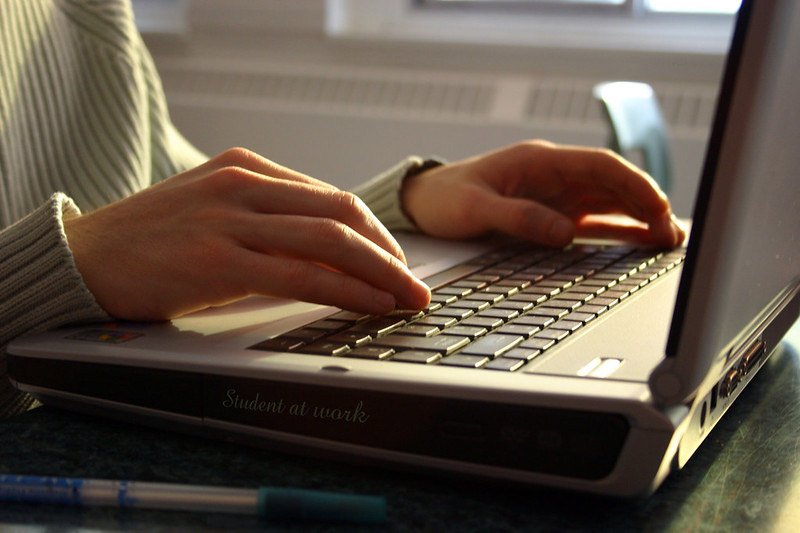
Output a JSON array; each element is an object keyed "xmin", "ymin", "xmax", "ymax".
[
  {"xmin": 460, "ymin": 316, "xmax": 504, "ymax": 331},
  {"xmin": 465, "ymin": 274, "xmax": 502, "ymax": 284},
  {"xmin": 430, "ymin": 307, "xmax": 474, "ymax": 321},
  {"xmin": 394, "ymin": 324, "xmax": 440, "ymax": 337},
  {"xmin": 575, "ymin": 279, "xmax": 613, "ymax": 293},
  {"xmin": 538, "ymin": 279, "xmax": 573, "ymax": 291},
  {"xmin": 435, "ymin": 286, "xmax": 473, "ymax": 298},
  {"xmin": 373, "ymin": 334, "xmax": 470, "ymax": 355},
  {"xmin": 281, "ymin": 327, "xmax": 328, "ymax": 342},
  {"xmin": 519, "ymin": 266, "xmax": 556, "ymax": 278},
  {"xmin": 556, "ymin": 290, "xmax": 595, "ymax": 303},
  {"xmin": 481, "ymin": 285, "xmax": 519, "ymax": 297},
  {"xmin": 497, "ymin": 278, "xmax": 532, "ymax": 290},
  {"xmin": 440, "ymin": 354, "xmax": 490, "ymax": 368},
  {"xmin": 549, "ymin": 273, "xmax": 580, "ymax": 286},
  {"xmin": 430, "ymin": 293, "xmax": 458, "ymax": 306},
  {"xmin": 388, "ymin": 309, "xmax": 426, "ymax": 321},
  {"xmin": 520, "ymin": 337, "xmax": 556, "ymax": 352},
  {"xmin": 507, "ymin": 292, "xmax": 548, "ymax": 305},
  {"xmin": 463, "ymin": 292, "xmax": 505, "ymax": 305},
  {"xmin": 580, "ymin": 304, "xmax": 608, "ymax": 315},
  {"xmin": 480, "ymin": 308, "xmax": 520, "ymax": 322},
  {"xmin": 450, "ymin": 299, "xmax": 491, "ymax": 313},
  {"xmin": 593, "ymin": 271, "xmax": 628, "ymax": 282},
  {"xmin": 350, "ymin": 316, "xmax": 406, "ymax": 337},
  {"xmin": 481, "ymin": 268, "xmax": 515, "ymax": 277},
  {"xmin": 502, "ymin": 347, "xmax": 541, "ymax": 361},
  {"xmin": 328, "ymin": 331, "xmax": 373, "ymax": 346},
  {"xmin": 345, "ymin": 346, "xmax": 395, "ymax": 360},
  {"xmin": 423, "ymin": 302, "xmax": 444, "ymax": 314},
  {"xmin": 392, "ymin": 350, "xmax": 443, "ymax": 364},
  {"xmin": 439, "ymin": 325, "xmax": 488, "ymax": 340},
  {"xmin": 422, "ymin": 263, "xmax": 484, "ymax": 290},
  {"xmin": 305, "ymin": 319, "xmax": 351, "ymax": 332},
  {"xmin": 485, "ymin": 358, "xmax": 525, "ymax": 371},
  {"xmin": 545, "ymin": 298, "xmax": 583, "ymax": 311},
  {"xmin": 451, "ymin": 279, "xmax": 489, "ymax": 291},
  {"xmin": 460, "ymin": 334, "xmax": 523, "ymax": 359},
  {"xmin": 508, "ymin": 273, "xmax": 544, "ymax": 285},
  {"xmin": 566, "ymin": 312, "xmax": 596, "ymax": 324},
  {"xmin": 616, "ymin": 282, "xmax": 640, "ymax": 295},
  {"xmin": 249, "ymin": 337, "xmax": 306, "ymax": 352},
  {"xmin": 494, "ymin": 300, "xmax": 534, "ymax": 313},
  {"xmin": 512, "ymin": 315, "xmax": 555, "ymax": 329},
  {"xmin": 298, "ymin": 341, "xmax": 351, "ymax": 356},
  {"xmin": 529, "ymin": 306, "xmax": 569, "ymax": 319},
  {"xmin": 494, "ymin": 278, "xmax": 527, "ymax": 288},
  {"xmin": 535, "ymin": 329, "xmax": 570, "ymax": 342},
  {"xmin": 325, "ymin": 310, "xmax": 369, "ymax": 323},
  {"xmin": 604, "ymin": 289, "xmax": 630, "ymax": 301},
  {"xmin": 549, "ymin": 320, "xmax": 583, "ymax": 333},
  {"xmin": 416, "ymin": 316, "xmax": 459, "ymax": 329},
  {"xmin": 495, "ymin": 323, "xmax": 541, "ymax": 338},
  {"xmin": 592, "ymin": 297, "xmax": 620, "ymax": 308},
  {"xmin": 524, "ymin": 286, "xmax": 561, "ymax": 298}
]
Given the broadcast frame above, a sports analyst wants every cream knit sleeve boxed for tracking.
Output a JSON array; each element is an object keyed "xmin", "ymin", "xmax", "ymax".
[
  {"xmin": 0, "ymin": 193, "xmax": 110, "ymax": 416},
  {"xmin": 0, "ymin": 194, "xmax": 110, "ymax": 346},
  {"xmin": 352, "ymin": 156, "xmax": 444, "ymax": 232}
]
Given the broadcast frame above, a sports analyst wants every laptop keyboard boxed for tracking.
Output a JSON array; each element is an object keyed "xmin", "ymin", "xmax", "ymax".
[{"xmin": 250, "ymin": 244, "xmax": 685, "ymax": 372}]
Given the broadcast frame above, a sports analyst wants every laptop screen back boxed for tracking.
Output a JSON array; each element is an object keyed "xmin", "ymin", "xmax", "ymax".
[{"xmin": 652, "ymin": 0, "xmax": 800, "ymax": 405}]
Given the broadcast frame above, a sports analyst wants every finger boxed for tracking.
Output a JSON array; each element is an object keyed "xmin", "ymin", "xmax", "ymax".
[
  {"xmin": 225, "ymin": 171, "xmax": 407, "ymax": 264},
  {"xmin": 484, "ymin": 142, "xmax": 672, "ymax": 224},
  {"xmin": 192, "ymin": 147, "xmax": 338, "ymax": 189},
  {"xmin": 235, "ymin": 214, "xmax": 430, "ymax": 310},
  {"xmin": 577, "ymin": 214, "xmax": 682, "ymax": 247},
  {"xmin": 469, "ymin": 187, "xmax": 576, "ymax": 247},
  {"xmin": 234, "ymin": 250, "xmax": 401, "ymax": 314}
]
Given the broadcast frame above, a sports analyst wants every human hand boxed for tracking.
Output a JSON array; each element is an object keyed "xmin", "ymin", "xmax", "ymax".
[
  {"xmin": 64, "ymin": 148, "xmax": 430, "ymax": 321},
  {"xmin": 401, "ymin": 141, "xmax": 685, "ymax": 248}
]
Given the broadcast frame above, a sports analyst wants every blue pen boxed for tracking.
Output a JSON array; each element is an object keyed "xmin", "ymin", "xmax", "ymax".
[{"xmin": 0, "ymin": 474, "xmax": 386, "ymax": 524}]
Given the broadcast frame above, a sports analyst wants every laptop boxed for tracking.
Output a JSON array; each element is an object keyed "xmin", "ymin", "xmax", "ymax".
[{"xmin": 7, "ymin": 0, "xmax": 800, "ymax": 497}]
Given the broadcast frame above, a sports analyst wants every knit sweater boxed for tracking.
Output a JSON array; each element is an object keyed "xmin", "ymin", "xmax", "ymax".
[{"xmin": 0, "ymin": 0, "xmax": 424, "ymax": 416}]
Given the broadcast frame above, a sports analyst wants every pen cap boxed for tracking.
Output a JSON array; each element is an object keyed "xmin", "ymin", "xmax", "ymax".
[{"xmin": 257, "ymin": 487, "xmax": 386, "ymax": 524}]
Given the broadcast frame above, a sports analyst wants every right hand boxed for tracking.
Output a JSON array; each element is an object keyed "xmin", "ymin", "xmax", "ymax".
[{"xmin": 64, "ymin": 148, "xmax": 431, "ymax": 321}]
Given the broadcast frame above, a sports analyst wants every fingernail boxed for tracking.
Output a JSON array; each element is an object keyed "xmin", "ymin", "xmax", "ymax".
[
  {"xmin": 669, "ymin": 223, "xmax": 679, "ymax": 247},
  {"xmin": 548, "ymin": 219, "xmax": 575, "ymax": 246},
  {"xmin": 373, "ymin": 291, "xmax": 396, "ymax": 314},
  {"xmin": 672, "ymin": 217, "xmax": 685, "ymax": 246},
  {"xmin": 401, "ymin": 276, "xmax": 431, "ymax": 310}
]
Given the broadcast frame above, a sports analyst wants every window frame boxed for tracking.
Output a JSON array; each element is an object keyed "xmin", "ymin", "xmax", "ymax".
[{"xmin": 325, "ymin": 0, "xmax": 738, "ymax": 55}]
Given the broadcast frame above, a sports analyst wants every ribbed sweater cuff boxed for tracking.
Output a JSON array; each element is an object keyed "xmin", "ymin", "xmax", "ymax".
[
  {"xmin": 352, "ymin": 156, "xmax": 445, "ymax": 232},
  {"xmin": 0, "ymin": 193, "xmax": 110, "ymax": 344}
]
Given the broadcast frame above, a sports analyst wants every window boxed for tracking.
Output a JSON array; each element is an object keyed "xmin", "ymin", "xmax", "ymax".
[
  {"xmin": 132, "ymin": 0, "xmax": 187, "ymax": 34},
  {"xmin": 419, "ymin": 0, "xmax": 742, "ymax": 15},
  {"xmin": 326, "ymin": 0, "xmax": 739, "ymax": 54}
]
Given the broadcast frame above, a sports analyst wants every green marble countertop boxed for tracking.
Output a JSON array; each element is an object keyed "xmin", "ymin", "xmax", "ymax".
[{"xmin": 2, "ymin": 321, "xmax": 799, "ymax": 532}]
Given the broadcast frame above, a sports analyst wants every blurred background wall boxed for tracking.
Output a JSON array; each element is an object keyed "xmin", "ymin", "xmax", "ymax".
[{"xmin": 139, "ymin": 0, "xmax": 735, "ymax": 218}]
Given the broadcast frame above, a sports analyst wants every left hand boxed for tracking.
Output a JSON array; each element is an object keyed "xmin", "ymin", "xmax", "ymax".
[{"xmin": 401, "ymin": 140, "xmax": 685, "ymax": 248}]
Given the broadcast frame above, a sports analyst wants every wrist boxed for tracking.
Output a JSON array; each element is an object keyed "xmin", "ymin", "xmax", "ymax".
[{"xmin": 399, "ymin": 157, "xmax": 446, "ymax": 229}]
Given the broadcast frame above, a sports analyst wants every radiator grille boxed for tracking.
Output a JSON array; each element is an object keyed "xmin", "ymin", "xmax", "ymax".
[{"xmin": 159, "ymin": 62, "xmax": 716, "ymax": 133}]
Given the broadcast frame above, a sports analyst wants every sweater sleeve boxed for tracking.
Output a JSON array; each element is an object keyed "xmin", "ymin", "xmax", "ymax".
[
  {"xmin": 352, "ymin": 156, "xmax": 445, "ymax": 232},
  {"xmin": 1, "ymin": 193, "xmax": 110, "ymax": 416}
]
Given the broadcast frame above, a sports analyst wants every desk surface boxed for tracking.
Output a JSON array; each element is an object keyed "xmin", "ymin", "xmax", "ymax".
[{"xmin": 2, "ymin": 321, "xmax": 799, "ymax": 532}]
